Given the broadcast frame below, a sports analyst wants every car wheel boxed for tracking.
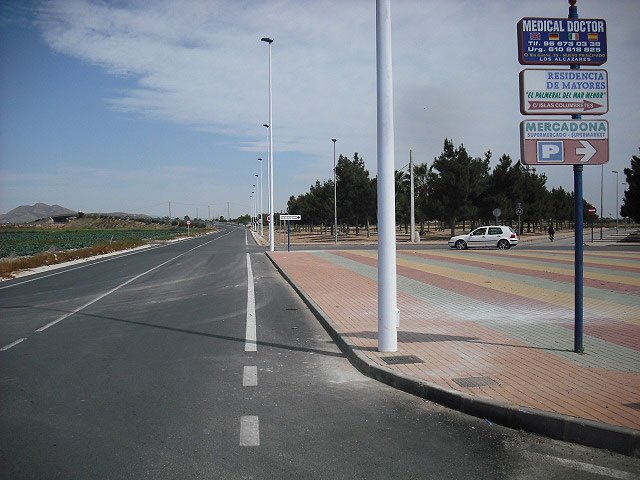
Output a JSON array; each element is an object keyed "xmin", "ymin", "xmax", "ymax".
[
  {"xmin": 497, "ymin": 239, "xmax": 510, "ymax": 250},
  {"xmin": 455, "ymin": 240, "xmax": 467, "ymax": 250}
]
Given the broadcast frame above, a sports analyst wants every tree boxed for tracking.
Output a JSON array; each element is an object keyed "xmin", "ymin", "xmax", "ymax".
[
  {"xmin": 512, "ymin": 162, "xmax": 549, "ymax": 232},
  {"xmin": 427, "ymin": 139, "xmax": 490, "ymax": 236},
  {"xmin": 336, "ymin": 153, "xmax": 374, "ymax": 235},
  {"xmin": 620, "ymin": 148, "xmax": 640, "ymax": 223}
]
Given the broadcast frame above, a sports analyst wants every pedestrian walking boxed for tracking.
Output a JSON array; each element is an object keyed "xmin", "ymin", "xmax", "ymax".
[{"xmin": 548, "ymin": 224, "xmax": 555, "ymax": 242}]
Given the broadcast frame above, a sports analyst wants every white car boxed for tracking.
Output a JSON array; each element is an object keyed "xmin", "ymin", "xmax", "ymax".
[{"xmin": 448, "ymin": 226, "xmax": 518, "ymax": 250}]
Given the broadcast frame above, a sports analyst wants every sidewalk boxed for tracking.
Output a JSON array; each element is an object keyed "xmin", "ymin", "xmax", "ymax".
[{"xmin": 267, "ymin": 247, "xmax": 640, "ymax": 456}]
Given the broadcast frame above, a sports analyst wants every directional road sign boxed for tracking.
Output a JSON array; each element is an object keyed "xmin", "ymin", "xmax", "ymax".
[
  {"xmin": 520, "ymin": 119, "xmax": 609, "ymax": 165},
  {"xmin": 518, "ymin": 18, "xmax": 607, "ymax": 66},
  {"xmin": 280, "ymin": 214, "xmax": 301, "ymax": 221},
  {"xmin": 519, "ymin": 69, "xmax": 608, "ymax": 115}
]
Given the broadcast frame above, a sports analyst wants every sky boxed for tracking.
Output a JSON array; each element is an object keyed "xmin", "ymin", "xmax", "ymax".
[{"xmin": 1, "ymin": 0, "xmax": 638, "ymax": 221}]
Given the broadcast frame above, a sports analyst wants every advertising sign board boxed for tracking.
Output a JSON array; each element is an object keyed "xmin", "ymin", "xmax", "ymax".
[
  {"xmin": 520, "ymin": 119, "xmax": 609, "ymax": 165},
  {"xmin": 518, "ymin": 18, "xmax": 607, "ymax": 65},
  {"xmin": 519, "ymin": 69, "xmax": 608, "ymax": 115}
]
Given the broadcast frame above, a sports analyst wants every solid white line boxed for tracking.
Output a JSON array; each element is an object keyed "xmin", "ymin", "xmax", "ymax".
[
  {"xmin": 529, "ymin": 452, "xmax": 637, "ymax": 479},
  {"xmin": 0, "ymin": 338, "xmax": 27, "ymax": 352},
  {"xmin": 35, "ymin": 235, "xmax": 226, "ymax": 333},
  {"xmin": 243, "ymin": 366, "xmax": 258, "ymax": 387},
  {"xmin": 245, "ymin": 253, "xmax": 257, "ymax": 352},
  {"xmin": 239, "ymin": 416, "xmax": 260, "ymax": 446},
  {"xmin": 0, "ymin": 245, "xmax": 163, "ymax": 290},
  {"xmin": 0, "ymin": 231, "xmax": 232, "ymax": 290}
]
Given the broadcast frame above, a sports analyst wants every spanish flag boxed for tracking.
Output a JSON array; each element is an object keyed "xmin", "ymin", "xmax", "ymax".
[
  {"xmin": 588, "ymin": 33, "xmax": 599, "ymax": 41},
  {"xmin": 549, "ymin": 33, "xmax": 560, "ymax": 41}
]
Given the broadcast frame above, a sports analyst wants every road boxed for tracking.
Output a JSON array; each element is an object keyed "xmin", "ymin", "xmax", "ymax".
[{"xmin": 1, "ymin": 225, "xmax": 638, "ymax": 479}]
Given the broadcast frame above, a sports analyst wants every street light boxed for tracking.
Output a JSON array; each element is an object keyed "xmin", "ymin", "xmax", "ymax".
[
  {"xmin": 332, "ymin": 138, "xmax": 337, "ymax": 244},
  {"xmin": 612, "ymin": 170, "xmax": 619, "ymax": 233},
  {"xmin": 255, "ymin": 174, "xmax": 259, "ymax": 233},
  {"xmin": 252, "ymin": 185, "xmax": 256, "ymax": 231},
  {"xmin": 599, "ymin": 165, "xmax": 604, "ymax": 240},
  {"xmin": 258, "ymin": 159, "xmax": 263, "ymax": 237},
  {"xmin": 262, "ymin": 124, "xmax": 270, "ymax": 244},
  {"xmin": 261, "ymin": 36, "xmax": 275, "ymax": 252}
]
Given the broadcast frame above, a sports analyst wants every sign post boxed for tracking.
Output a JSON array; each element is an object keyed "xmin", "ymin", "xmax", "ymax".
[
  {"xmin": 517, "ymin": 0, "xmax": 609, "ymax": 354},
  {"xmin": 280, "ymin": 214, "xmax": 301, "ymax": 252}
]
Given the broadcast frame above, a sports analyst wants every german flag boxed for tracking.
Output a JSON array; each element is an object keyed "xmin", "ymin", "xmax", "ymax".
[{"xmin": 549, "ymin": 33, "xmax": 560, "ymax": 41}]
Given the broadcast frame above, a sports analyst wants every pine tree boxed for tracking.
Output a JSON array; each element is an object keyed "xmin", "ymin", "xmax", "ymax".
[{"xmin": 620, "ymin": 148, "xmax": 640, "ymax": 223}]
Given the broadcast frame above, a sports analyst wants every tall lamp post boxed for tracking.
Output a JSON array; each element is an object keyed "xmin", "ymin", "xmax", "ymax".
[
  {"xmin": 255, "ymin": 174, "xmax": 259, "ymax": 233},
  {"xmin": 261, "ymin": 37, "xmax": 275, "ymax": 252},
  {"xmin": 332, "ymin": 138, "xmax": 337, "ymax": 244},
  {"xmin": 258, "ymin": 159, "xmax": 263, "ymax": 237},
  {"xmin": 612, "ymin": 170, "xmax": 619, "ymax": 233},
  {"xmin": 262, "ymin": 124, "xmax": 270, "ymax": 243},
  {"xmin": 376, "ymin": 0, "xmax": 398, "ymax": 352}
]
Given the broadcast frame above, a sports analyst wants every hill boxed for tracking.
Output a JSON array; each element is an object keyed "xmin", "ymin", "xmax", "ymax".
[{"xmin": 0, "ymin": 203, "xmax": 77, "ymax": 224}]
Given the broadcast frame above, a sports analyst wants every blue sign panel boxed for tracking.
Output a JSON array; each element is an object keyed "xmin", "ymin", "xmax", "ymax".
[
  {"xmin": 518, "ymin": 18, "xmax": 607, "ymax": 65},
  {"xmin": 537, "ymin": 141, "xmax": 564, "ymax": 162}
]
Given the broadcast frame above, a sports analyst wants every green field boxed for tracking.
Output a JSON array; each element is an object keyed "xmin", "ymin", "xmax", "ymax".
[{"xmin": 0, "ymin": 229, "xmax": 182, "ymax": 258}]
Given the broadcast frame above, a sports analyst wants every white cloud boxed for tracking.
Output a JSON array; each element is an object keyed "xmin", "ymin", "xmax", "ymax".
[{"xmin": 5, "ymin": 0, "xmax": 638, "ymax": 215}]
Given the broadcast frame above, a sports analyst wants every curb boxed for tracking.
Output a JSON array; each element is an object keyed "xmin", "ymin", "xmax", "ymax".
[{"xmin": 266, "ymin": 251, "xmax": 640, "ymax": 458}]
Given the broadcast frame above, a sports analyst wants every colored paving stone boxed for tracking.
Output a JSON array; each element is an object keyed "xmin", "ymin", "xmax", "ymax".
[{"xmin": 271, "ymin": 249, "xmax": 640, "ymax": 431}]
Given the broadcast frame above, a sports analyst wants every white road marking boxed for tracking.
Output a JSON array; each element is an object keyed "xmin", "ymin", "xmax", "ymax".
[
  {"xmin": 245, "ymin": 253, "xmax": 257, "ymax": 352},
  {"xmin": 243, "ymin": 366, "xmax": 258, "ymax": 386},
  {"xmin": 0, "ymin": 231, "xmax": 232, "ymax": 290},
  {"xmin": 0, "ymin": 338, "xmax": 26, "ymax": 352},
  {"xmin": 528, "ymin": 452, "xmax": 637, "ymax": 479},
  {"xmin": 239, "ymin": 416, "xmax": 260, "ymax": 446},
  {"xmin": 0, "ymin": 245, "xmax": 162, "ymax": 290},
  {"xmin": 34, "ymin": 236, "xmax": 225, "ymax": 333}
]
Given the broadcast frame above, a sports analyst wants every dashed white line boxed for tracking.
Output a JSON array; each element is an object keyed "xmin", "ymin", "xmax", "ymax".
[
  {"xmin": 243, "ymin": 366, "xmax": 258, "ymax": 387},
  {"xmin": 245, "ymin": 253, "xmax": 257, "ymax": 352},
  {"xmin": 0, "ymin": 338, "xmax": 26, "ymax": 352},
  {"xmin": 239, "ymin": 416, "xmax": 260, "ymax": 446}
]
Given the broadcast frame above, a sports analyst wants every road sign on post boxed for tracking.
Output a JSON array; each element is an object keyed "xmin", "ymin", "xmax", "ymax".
[
  {"xmin": 520, "ymin": 119, "xmax": 608, "ymax": 165},
  {"xmin": 280, "ymin": 214, "xmax": 301, "ymax": 251},
  {"xmin": 517, "ymin": 17, "xmax": 607, "ymax": 65},
  {"xmin": 519, "ymin": 69, "xmax": 608, "ymax": 115}
]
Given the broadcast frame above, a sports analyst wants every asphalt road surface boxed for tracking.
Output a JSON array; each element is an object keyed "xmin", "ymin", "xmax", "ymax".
[{"xmin": 1, "ymin": 225, "xmax": 638, "ymax": 479}]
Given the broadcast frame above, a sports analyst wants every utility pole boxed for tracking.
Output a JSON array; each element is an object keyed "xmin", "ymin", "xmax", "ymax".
[{"xmin": 410, "ymin": 149, "xmax": 415, "ymax": 243}]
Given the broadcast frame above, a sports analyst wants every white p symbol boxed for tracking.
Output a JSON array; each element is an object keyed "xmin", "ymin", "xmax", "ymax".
[{"xmin": 541, "ymin": 144, "xmax": 560, "ymax": 159}]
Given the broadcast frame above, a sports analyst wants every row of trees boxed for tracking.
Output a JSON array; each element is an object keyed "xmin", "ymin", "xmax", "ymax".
[{"xmin": 288, "ymin": 139, "xmax": 640, "ymax": 236}]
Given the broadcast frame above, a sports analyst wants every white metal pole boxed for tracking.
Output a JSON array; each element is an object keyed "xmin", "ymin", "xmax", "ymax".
[
  {"xmin": 255, "ymin": 175, "xmax": 259, "ymax": 231},
  {"xmin": 376, "ymin": 0, "xmax": 397, "ymax": 352},
  {"xmin": 259, "ymin": 159, "xmax": 264, "ymax": 237},
  {"xmin": 600, "ymin": 165, "xmax": 603, "ymax": 240},
  {"xmin": 332, "ymin": 138, "xmax": 337, "ymax": 244},
  {"xmin": 410, "ymin": 149, "xmax": 415, "ymax": 243},
  {"xmin": 262, "ymin": 37, "xmax": 275, "ymax": 252},
  {"xmin": 612, "ymin": 170, "xmax": 618, "ymax": 233}
]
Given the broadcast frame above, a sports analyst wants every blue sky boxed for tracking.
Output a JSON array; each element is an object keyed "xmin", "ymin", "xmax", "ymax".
[{"xmin": 1, "ymin": 0, "xmax": 638, "ymax": 220}]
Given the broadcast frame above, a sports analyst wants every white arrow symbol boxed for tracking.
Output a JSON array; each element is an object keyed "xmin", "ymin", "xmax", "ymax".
[{"xmin": 576, "ymin": 140, "xmax": 596, "ymax": 163}]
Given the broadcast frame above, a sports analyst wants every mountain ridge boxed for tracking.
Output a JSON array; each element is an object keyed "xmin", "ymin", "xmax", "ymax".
[{"xmin": 0, "ymin": 203, "xmax": 77, "ymax": 224}]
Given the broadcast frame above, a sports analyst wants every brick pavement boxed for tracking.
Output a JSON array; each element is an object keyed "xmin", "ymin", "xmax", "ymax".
[{"xmin": 269, "ymin": 248, "xmax": 640, "ymax": 434}]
